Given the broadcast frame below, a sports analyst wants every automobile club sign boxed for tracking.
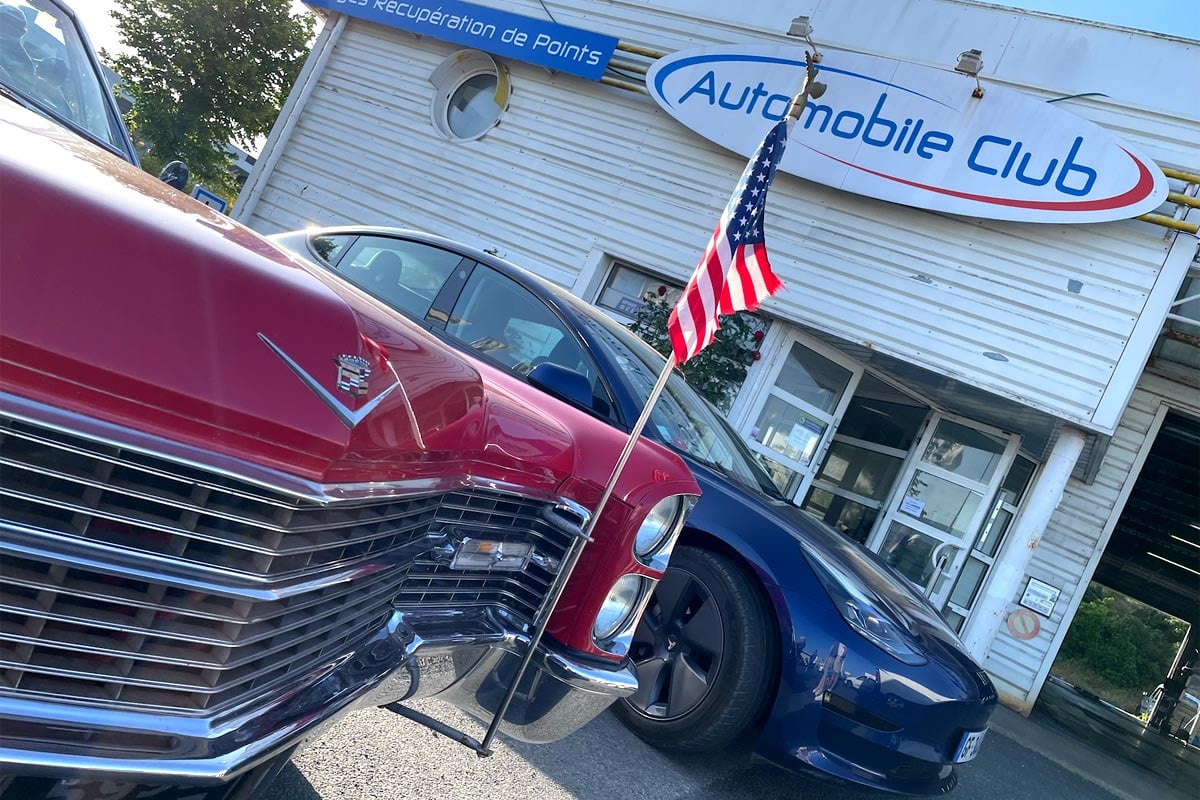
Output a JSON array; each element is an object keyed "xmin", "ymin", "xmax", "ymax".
[{"xmin": 647, "ymin": 45, "xmax": 1168, "ymax": 223}]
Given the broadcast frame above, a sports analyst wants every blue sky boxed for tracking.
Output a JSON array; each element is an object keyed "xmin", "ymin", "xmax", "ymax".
[
  {"xmin": 74, "ymin": 1, "xmax": 1200, "ymax": 56},
  {"xmin": 986, "ymin": 0, "xmax": 1199, "ymax": 39}
]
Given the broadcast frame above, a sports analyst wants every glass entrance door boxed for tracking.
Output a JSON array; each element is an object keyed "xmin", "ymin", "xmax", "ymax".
[
  {"xmin": 868, "ymin": 414, "xmax": 1021, "ymax": 608},
  {"xmin": 738, "ymin": 335, "xmax": 863, "ymax": 501}
]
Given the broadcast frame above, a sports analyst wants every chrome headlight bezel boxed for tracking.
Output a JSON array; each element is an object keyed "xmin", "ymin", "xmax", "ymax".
[
  {"xmin": 592, "ymin": 574, "xmax": 655, "ymax": 656},
  {"xmin": 633, "ymin": 495, "xmax": 692, "ymax": 571}
]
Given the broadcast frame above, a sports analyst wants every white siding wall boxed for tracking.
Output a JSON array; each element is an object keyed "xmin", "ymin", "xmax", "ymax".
[
  {"xmin": 239, "ymin": 0, "xmax": 1198, "ymax": 434},
  {"xmin": 984, "ymin": 371, "xmax": 1200, "ymax": 711}
]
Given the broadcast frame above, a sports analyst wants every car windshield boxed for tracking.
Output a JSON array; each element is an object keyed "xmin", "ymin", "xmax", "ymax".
[
  {"xmin": 0, "ymin": 0, "xmax": 130, "ymax": 158},
  {"xmin": 577, "ymin": 306, "xmax": 784, "ymax": 499}
]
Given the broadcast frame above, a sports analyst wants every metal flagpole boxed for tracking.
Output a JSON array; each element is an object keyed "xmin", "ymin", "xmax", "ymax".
[
  {"xmin": 476, "ymin": 355, "xmax": 675, "ymax": 756},
  {"xmin": 476, "ymin": 55, "xmax": 825, "ymax": 756},
  {"xmin": 572, "ymin": 356, "xmax": 677, "ymax": 545}
]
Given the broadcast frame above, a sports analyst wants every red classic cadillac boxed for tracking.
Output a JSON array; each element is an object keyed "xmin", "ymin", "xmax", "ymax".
[{"xmin": 0, "ymin": 3, "xmax": 699, "ymax": 798}]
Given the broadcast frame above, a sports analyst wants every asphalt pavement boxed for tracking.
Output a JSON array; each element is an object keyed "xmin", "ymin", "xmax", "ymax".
[{"xmin": 258, "ymin": 699, "xmax": 1127, "ymax": 800}]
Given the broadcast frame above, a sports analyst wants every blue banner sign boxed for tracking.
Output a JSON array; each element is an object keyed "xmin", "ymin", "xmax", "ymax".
[{"xmin": 308, "ymin": 0, "xmax": 617, "ymax": 80}]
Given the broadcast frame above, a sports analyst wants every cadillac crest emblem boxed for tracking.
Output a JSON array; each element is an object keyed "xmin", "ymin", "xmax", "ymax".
[{"xmin": 334, "ymin": 354, "xmax": 371, "ymax": 397}]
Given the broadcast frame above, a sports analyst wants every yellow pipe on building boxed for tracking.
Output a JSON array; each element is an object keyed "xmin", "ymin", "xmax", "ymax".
[
  {"xmin": 601, "ymin": 74, "xmax": 648, "ymax": 94},
  {"xmin": 1138, "ymin": 213, "xmax": 1199, "ymax": 233},
  {"xmin": 1162, "ymin": 167, "xmax": 1200, "ymax": 185},
  {"xmin": 616, "ymin": 42, "xmax": 667, "ymax": 60},
  {"xmin": 609, "ymin": 59, "xmax": 650, "ymax": 76},
  {"xmin": 1167, "ymin": 192, "xmax": 1200, "ymax": 209}
]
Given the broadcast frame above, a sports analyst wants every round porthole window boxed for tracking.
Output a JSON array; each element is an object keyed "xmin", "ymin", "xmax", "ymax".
[{"xmin": 430, "ymin": 50, "xmax": 510, "ymax": 142}]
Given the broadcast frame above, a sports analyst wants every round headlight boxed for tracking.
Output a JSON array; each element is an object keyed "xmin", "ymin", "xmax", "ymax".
[
  {"xmin": 635, "ymin": 497, "xmax": 683, "ymax": 558},
  {"xmin": 593, "ymin": 574, "xmax": 644, "ymax": 641}
]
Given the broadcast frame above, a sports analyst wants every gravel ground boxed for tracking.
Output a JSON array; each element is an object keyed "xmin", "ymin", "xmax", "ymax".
[{"xmin": 257, "ymin": 699, "xmax": 1124, "ymax": 800}]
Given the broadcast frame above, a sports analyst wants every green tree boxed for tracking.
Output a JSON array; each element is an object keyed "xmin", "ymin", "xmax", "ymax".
[
  {"xmin": 1059, "ymin": 584, "xmax": 1188, "ymax": 691},
  {"xmin": 106, "ymin": 0, "xmax": 314, "ymax": 199},
  {"xmin": 628, "ymin": 291, "xmax": 765, "ymax": 411}
]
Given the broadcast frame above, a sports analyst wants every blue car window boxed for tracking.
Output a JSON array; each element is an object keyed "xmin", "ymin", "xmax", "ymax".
[
  {"xmin": 332, "ymin": 236, "xmax": 463, "ymax": 321},
  {"xmin": 446, "ymin": 265, "xmax": 602, "ymax": 386},
  {"xmin": 577, "ymin": 311, "xmax": 783, "ymax": 499}
]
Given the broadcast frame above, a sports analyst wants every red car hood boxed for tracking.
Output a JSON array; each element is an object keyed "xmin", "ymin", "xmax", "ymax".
[{"xmin": 0, "ymin": 104, "xmax": 679, "ymax": 499}]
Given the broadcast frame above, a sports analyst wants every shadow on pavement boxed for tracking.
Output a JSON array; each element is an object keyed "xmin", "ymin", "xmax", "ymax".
[
  {"xmin": 250, "ymin": 700, "xmax": 1127, "ymax": 800},
  {"xmin": 500, "ymin": 709, "xmax": 881, "ymax": 800},
  {"xmin": 260, "ymin": 764, "xmax": 321, "ymax": 800}
]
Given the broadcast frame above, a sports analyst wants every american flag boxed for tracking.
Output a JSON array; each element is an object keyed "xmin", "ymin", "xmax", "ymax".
[{"xmin": 668, "ymin": 118, "xmax": 792, "ymax": 364}]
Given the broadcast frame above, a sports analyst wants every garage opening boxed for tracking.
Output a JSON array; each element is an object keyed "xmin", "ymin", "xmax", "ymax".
[{"xmin": 1040, "ymin": 409, "xmax": 1199, "ymax": 785}]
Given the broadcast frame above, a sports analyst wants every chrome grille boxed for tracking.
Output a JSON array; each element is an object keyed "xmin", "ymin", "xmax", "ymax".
[
  {"xmin": 0, "ymin": 414, "xmax": 576, "ymax": 716},
  {"xmin": 394, "ymin": 492, "xmax": 575, "ymax": 620}
]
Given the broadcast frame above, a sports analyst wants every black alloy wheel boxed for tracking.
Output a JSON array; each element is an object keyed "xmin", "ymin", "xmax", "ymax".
[{"xmin": 613, "ymin": 546, "xmax": 777, "ymax": 751}]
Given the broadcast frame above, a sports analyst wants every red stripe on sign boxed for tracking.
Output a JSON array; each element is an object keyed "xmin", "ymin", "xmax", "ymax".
[{"xmin": 803, "ymin": 144, "xmax": 1158, "ymax": 212}]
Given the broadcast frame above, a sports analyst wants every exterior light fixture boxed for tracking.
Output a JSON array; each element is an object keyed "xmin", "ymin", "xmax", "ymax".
[
  {"xmin": 955, "ymin": 48, "xmax": 985, "ymax": 98},
  {"xmin": 787, "ymin": 15, "xmax": 813, "ymax": 38},
  {"xmin": 786, "ymin": 15, "xmax": 823, "ymax": 62},
  {"xmin": 786, "ymin": 52, "xmax": 827, "ymax": 120}
]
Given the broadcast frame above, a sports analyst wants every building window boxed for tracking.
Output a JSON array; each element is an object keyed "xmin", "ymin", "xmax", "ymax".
[
  {"xmin": 597, "ymin": 261, "xmax": 769, "ymax": 412},
  {"xmin": 800, "ymin": 377, "xmax": 929, "ymax": 543},
  {"xmin": 597, "ymin": 263, "xmax": 683, "ymax": 320},
  {"xmin": 941, "ymin": 453, "xmax": 1039, "ymax": 631},
  {"xmin": 429, "ymin": 50, "xmax": 509, "ymax": 141}
]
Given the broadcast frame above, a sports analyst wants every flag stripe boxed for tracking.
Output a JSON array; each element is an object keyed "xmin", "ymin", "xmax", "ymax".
[{"xmin": 668, "ymin": 118, "xmax": 792, "ymax": 364}]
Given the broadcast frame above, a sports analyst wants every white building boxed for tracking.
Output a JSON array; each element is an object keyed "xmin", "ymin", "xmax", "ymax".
[{"xmin": 235, "ymin": 0, "xmax": 1199, "ymax": 716}]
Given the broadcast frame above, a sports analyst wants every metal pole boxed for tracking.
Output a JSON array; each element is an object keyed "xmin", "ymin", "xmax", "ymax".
[
  {"xmin": 477, "ymin": 357, "xmax": 677, "ymax": 755},
  {"xmin": 786, "ymin": 53, "xmax": 826, "ymax": 122},
  {"xmin": 478, "ymin": 59, "xmax": 827, "ymax": 753},
  {"xmin": 574, "ymin": 358, "xmax": 677, "ymax": 545}
]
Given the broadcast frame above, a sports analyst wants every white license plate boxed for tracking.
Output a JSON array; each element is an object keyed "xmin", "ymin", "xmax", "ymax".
[{"xmin": 953, "ymin": 728, "xmax": 988, "ymax": 763}]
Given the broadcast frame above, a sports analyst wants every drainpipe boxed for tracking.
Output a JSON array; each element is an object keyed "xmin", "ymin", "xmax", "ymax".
[{"xmin": 960, "ymin": 426, "xmax": 1087, "ymax": 668}]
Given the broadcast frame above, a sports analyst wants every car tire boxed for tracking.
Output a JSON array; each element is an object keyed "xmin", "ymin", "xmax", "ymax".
[{"xmin": 613, "ymin": 545, "xmax": 777, "ymax": 751}]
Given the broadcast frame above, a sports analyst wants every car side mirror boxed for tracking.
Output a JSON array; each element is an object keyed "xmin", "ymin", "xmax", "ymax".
[
  {"xmin": 527, "ymin": 362, "xmax": 592, "ymax": 409},
  {"xmin": 159, "ymin": 160, "xmax": 189, "ymax": 189}
]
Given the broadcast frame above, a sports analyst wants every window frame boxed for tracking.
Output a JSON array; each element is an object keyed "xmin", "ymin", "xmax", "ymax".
[
  {"xmin": 310, "ymin": 232, "xmax": 472, "ymax": 327},
  {"xmin": 434, "ymin": 261, "xmax": 619, "ymax": 419}
]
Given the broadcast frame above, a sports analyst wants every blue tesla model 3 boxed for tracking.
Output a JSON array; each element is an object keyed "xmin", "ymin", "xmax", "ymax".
[{"xmin": 271, "ymin": 226, "xmax": 997, "ymax": 795}]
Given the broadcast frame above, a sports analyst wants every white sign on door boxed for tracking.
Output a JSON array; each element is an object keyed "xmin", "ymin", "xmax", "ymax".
[
  {"xmin": 899, "ymin": 496, "xmax": 926, "ymax": 517},
  {"xmin": 646, "ymin": 45, "xmax": 1167, "ymax": 223}
]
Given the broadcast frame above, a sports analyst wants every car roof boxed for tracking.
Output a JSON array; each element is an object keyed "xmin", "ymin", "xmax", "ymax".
[{"xmin": 302, "ymin": 224, "xmax": 600, "ymax": 318}]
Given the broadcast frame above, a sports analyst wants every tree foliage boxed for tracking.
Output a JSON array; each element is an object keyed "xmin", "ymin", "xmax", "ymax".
[
  {"xmin": 628, "ymin": 291, "xmax": 764, "ymax": 411},
  {"xmin": 106, "ymin": 0, "xmax": 314, "ymax": 198},
  {"xmin": 1058, "ymin": 584, "xmax": 1188, "ymax": 690}
]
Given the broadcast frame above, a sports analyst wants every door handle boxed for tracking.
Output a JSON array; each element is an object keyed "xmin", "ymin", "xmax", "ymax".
[{"xmin": 925, "ymin": 545, "xmax": 952, "ymax": 595}]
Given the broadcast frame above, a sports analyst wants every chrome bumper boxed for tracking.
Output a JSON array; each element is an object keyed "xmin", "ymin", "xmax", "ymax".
[{"xmin": 0, "ymin": 607, "xmax": 635, "ymax": 786}]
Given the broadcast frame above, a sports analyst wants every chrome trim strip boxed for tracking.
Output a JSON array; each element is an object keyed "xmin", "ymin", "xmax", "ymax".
[
  {"xmin": 0, "ymin": 523, "xmax": 421, "ymax": 599},
  {"xmin": 0, "ymin": 394, "xmax": 593, "ymax": 515},
  {"xmin": 257, "ymin": 333, "xmax": 402, "ymax": 431},
  {"xmin": 1, "ymin": 579, "xmax": 397, "ymax": 661},
  {"xmin": 0, "ymin": 455, "xmax": 445, "ymax": 538},
  {"xmin": 1, "ymin": 614, "xmax": 387, "ymax": 701},
  {"xmin": 0, "ymin": 423, "xmax": 299, "ymax": 510},
  {"xmin": 0, "ymin": 555, "xmax": 398, "ymax": 626},
  {"xmin": 0, "ymin": 482, "xmax": 436, "ymax": 550}
]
